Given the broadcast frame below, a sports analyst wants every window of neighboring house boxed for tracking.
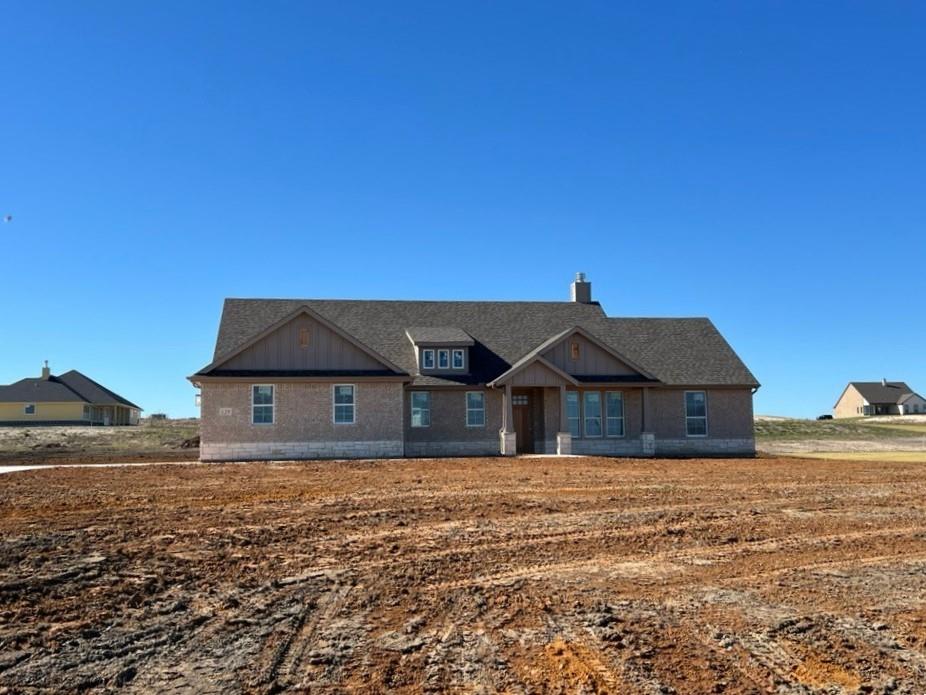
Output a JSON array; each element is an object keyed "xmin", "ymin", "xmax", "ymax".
[
  {"xmin": 411, "ymin": 391, "xmax": 430, "ymax": 427},
  {"xmin": 452, "ymin": 349, "xmax": 465, "ymax": 370},
  {"xmin": 83, "ymin": 405, "xmax": 90, "ymax": 419},
  {"xmin": 298, "ymin": 327, "xmax": 310, "ymax": 348},
  {"xmin": 606, "ymin": 391, "xmax": 624, "ymax": 437},
  {"xmin": 566, "ymin": 392, "xmax": 580, "ymax": 438},
  {"xmin": 24, "ymin": 403, "xmax": 35, "ymax": 415},
  {"xmin": 570, "ymin": 342, "xmax": 580, "ymax": 361},
  {"xmin": 252, "ymin": 385, "xmax": 274, "ymax": 425},
  {"xmin": 333, "ymin": 385, "xmax": 355, "ymax": 424},
  {"xmin": 685, "ymin": 391, "xmax": 708, "ymax": 437},
  {"xmin": 421, "ymin": 349, "xmax": 435, "ymax": 370},
  {"xmin": 437, "ymin": 349, "xmax": 450, "ymax": 369},
  {"xmin": 584, "ymin": 392, "xmax": 602, "ymax": 437},
  {"xmin": 466, "ymin": 391, "xmax": 485, "ymax": 427}
]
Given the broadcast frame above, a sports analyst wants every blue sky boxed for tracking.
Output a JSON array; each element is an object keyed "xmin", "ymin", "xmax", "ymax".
[{"xmin": 1, "ymin": 2, "xmax": 924, "ymax": 419}]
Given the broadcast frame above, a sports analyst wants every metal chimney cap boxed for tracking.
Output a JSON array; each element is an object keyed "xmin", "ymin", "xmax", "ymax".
[{"xmin": 575, "ymin": 272, "xmax": 587, "ymax": 282}]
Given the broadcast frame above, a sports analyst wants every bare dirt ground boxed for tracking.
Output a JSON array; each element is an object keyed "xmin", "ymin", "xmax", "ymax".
[
  {"xmin": 0, "ymin": 419, "xmax": 199, "ymax": 465},
  {"xmin": 2, "ymin": 457, "xmax": 926, "ymax": 693}
]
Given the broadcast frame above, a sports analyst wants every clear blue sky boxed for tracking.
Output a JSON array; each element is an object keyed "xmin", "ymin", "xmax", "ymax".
[{"xmin": 2, "ymin": 2, "xmax": 924, "ymax": 419}]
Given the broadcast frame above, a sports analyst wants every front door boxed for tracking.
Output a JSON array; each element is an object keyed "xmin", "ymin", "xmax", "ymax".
[{"xmin": 512, "ymin": 392, "xmax": 534, "ymax": 454}]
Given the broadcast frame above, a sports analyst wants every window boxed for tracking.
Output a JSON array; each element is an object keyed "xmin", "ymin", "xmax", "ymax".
[
  {"xmin": 437, "ymin": 349, "xmax": 450, "ymax": 369},
  {"xmin": 584, "ymin": 392, "xmax": 602, "ymax": 437},
  {"xmin": 83, "ymin": 405, "xmax": 90, "ymax": 419},
  {"xmin": 298, "ymin": 327, "xmax": 310, "ymax": 348},
  {"xmin": 466, "ymin": 392, "xmax": 485, "ymax": 427},
  {"xmin": 333, "ymin": 385, "xmax": 355, "ymax": 424},
  {"xmin": 571, "ymin": 342, "xmax": 580, "ymax": 361},
  {"xmin": 685, "ymin": 391, "xmax": 708, "ymax": 436},
  {"xmin": 512, "ymin": 394, "xmax": 529, "ymax": 406},
  {"xmin": 24, "ymin": 403, "xmax": 35, "ymax": 415},
  {"xmin": 606, "ymin": 392, "xmax": 624, "ymax": 437},
  {"xmin": 411, "ymin": 391, "xmax": 430, "ymax": 427},
  {"xmin": 452, "ymin": 349, "xmax": 465, "ymax": 370},
  {"xmin": 252, "ymin": 385, "xmax": 274, "ymax": 425},
  {"xmin": 566, "ymin": 392, "xmax": 580, "ymax": 437},
  {"xmin": 421, "ymin": 349, "xmax": 435, "ymax": 370}
]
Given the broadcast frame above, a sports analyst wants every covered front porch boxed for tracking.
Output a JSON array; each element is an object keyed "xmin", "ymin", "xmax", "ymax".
[{"xmin": 493, "ymin": 381, "xmax": 657, "ymax": 457}]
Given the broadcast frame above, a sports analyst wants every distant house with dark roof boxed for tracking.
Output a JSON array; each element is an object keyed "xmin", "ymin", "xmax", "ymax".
[
  {"xmin": 189, "ymin": 274, "xmax": 759, "ymax": 461},
  {"xmin": 834, "ymin": 380, "xmax": 926, "ymax": 418},
  {"xmin": 0, "ymin": 363, "xmax": 141, "ymax": 426}
]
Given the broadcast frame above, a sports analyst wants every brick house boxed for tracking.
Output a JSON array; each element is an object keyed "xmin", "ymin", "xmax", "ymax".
[
  {"xmin": 190, "ymin": 275, "xmax": 759, "ymax": 461},
  {"xmin": 833, "ymin": 380, "xmax": 926, "ymax": 418}
]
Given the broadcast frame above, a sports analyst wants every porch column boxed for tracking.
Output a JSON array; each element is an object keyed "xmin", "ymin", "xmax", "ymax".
[
  {"xmin": 556, "ymin": 384, "xmax": 572, "ymax": 455},
  {"xmin": 499, "ymin": 383, "xmax": 516, "ymax": 456}
]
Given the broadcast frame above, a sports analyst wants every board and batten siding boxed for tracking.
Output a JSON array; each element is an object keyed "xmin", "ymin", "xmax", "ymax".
[
  {"xmin": 542, "ymin": 334, "xmax": 638, "ymax": 376},
  {"xmin": 222, "ymin": 314, "xmax": 387, "ymax": 371},
  {"xmin": 509, "ymin": 362, "xmax": 570, "ymax": 387}
]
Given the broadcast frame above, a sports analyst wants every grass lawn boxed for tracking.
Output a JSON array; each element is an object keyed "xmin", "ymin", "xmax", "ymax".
[
  {"xmin": 755, "ymin": 417, "xmax": 926, "ymax": 441},
  {"xmin": 791, "ymin": 451, "xmax": 926, "ymax": 462}
]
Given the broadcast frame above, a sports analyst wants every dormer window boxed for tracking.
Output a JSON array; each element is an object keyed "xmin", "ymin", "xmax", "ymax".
[
  {"xmin": 421, "ymin": 349, "xmax": 435, "ymax": 370},
  {"xmin": 452, "ymin": 349, "xmax": 464, "ymax": 369},
  {"xmin": 437, "ymin": 349, "xmax": 450, "ymax": 369}
]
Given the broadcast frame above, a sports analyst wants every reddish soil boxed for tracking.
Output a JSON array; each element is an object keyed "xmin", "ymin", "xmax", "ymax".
[{"xmin": 1, "ymin": 456, "xmax": 925, "ymax": 693}]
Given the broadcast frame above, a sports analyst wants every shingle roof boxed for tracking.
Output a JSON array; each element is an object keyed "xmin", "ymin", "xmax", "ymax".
[
  {"xmin": 0, "ymin": 370, "xmax": 140, "ymax": 408},
  {"xmin": 405, "ymin": 326, "xmax": 474, "ymax": 346},
  {"xmin": 850, "ymin": 381, "xmax": 916, "ymax": 405},
  {"xmin": 203, "ymin": 298, "xmax": 758, "ymax": 388}
]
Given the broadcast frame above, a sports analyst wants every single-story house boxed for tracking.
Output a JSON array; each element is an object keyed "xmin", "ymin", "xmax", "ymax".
[
  {"xmin": 833, "ymin": 380, "xmax": 926, "ymax": 418},
  {"xmin": 0, "ymin": 363, "xmax": 142, "ymax": 426},
  {"xmin": 190, "ymin": 274, "xmax": 759, "ymax": 461}
]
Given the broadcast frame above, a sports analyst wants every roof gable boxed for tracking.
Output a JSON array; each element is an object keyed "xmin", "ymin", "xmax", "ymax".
[
  {"xmin": 849, "ymin": 381, "xmax": 916, "ymax": 405},
  {"xmin": 198, "ymin": 304, "xmax": 406, "ymax": 376}
]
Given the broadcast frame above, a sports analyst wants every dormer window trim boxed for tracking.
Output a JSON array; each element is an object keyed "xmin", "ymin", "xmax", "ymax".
[
  {"xmin": 437, "ymin": 349, "xmax": 450, "ymax": 370},
  {"xmin": 421, "ymin": 349, "xmax": 435, "ymax": 370},
  {"xmin": 451, "ymin": 349, "xmax": 465, "ymax": 370}
]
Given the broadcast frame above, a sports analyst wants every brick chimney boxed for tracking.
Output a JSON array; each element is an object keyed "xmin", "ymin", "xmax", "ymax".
[
  {"xmin": 41, "ymin": 360, "xmax": 50, "ymax": 380},
  {"xmin": 570, "ymin": 272, "xmax": 592, "ymax": 304}
]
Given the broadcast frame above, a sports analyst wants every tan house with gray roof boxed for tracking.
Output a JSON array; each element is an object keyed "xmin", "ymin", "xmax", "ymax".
[
  {"xmin": 190, "ymin": 274, "xmax": 759, "ymax": 461},
  {"xmin": 833, "ymin": 380, "xmax": 926, "ymax": 418}
]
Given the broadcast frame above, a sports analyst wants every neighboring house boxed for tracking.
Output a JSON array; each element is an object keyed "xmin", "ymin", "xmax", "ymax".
[
  {"xmin": 191, "ymin": 275, "xmax": 759, "ymax": 461},
  {"xmin": 833, "ymin": 380, "xmax": 926, "ymax": 418},
  {"xmin": 0, "ymin": 363, "xmax": 142, "ymax": 426}
]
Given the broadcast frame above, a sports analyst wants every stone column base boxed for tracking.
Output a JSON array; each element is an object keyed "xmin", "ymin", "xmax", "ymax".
[
  {"xmin": 556, "ymin": 432, "xmax": 572, "ymax": 455},
  {"xmin": 641, "ymin": 432, "xmax": 656, "ymax": 457},
  {"xmin": 500, "ymin": 430, "xmax": 517, "ymax": 456}
]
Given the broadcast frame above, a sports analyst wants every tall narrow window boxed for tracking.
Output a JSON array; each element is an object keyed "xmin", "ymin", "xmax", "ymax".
[
  {"xmin": 685, "ymin": 391, "xmax": 707, "ymax": 436},
  {"xmin": 421, "ymin": 349, "xmax": 435, "ymax": 370},
  {"xmin": 606, "ymin": 391, "xmax": 624, "ymax": 437},
  {"xmin": 298, "ymin": 327, "xmax": 310, "ymax": 348},
  {"xmin": 252, "ymin": 385, "xmax": 274, "ymax": 424},
  {"xmin": 452, "ymin": 349, "xmax": 465, "ymax": 370},
  {"xmin": 566, "ymin": 392, "xmax": 580, "ymax": 438},
  {"xmin": 437, "ymin": 349, "xmax": 450, "ymax": 369},
  {"xmin": 466, "ymin": 391, "xmax": 485, "ymax": 427},
  {"xmin": 411, "ymin": 392, "xmax": 431, "ymax": 427},
  {"xmin": 334, "ymin": 385, "xmax": 356, "ymax": 424},
  {"xmin": 584, "ymin": 392, "xmax": 602, "ymax": 437}
]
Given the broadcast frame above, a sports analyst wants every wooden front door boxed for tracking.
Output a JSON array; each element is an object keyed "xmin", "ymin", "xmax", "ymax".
[{"xmin": 512, "ymin": 392, "xmax": 534, "ymax": 454}]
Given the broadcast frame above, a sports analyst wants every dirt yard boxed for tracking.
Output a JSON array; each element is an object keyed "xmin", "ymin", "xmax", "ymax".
[{"xmin": 1, "ymin": 456, "xmax": 925, "ymax": 693}]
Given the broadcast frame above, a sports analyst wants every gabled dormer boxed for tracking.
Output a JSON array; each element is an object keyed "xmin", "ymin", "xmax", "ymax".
[{"xmin": 405, "ymin": 327, "xmax": 474, "ymax": 375}]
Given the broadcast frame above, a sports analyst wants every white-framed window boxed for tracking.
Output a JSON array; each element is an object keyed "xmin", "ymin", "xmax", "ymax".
[
  {"xmin": 251, "ymin": 385, "xmax": 274, "ymax": 425},
  {"xmin": 584, "ymin": 392, "xmax": 602, "ymax": 437},
  {"xmin": 606, "ymin": 391, "xmax": 624, "ymax": 437},
  {"xmin": 566, "ymin": 391, "xmax": 580, "ymax": 438},
  {"xmin": 685, "ymin": 391, "xmax": 708, "ymax": 437},
  {"xmin": 437, "ymin": 349, "xmax": 450, "ymax": 369},
  {"xmin": 333, "ymin": 384, "xmax": 356, "ymax": 424},
  {"xmin": 466, "ymin": 391, "xmax": 485, "ymax": 427},
  {"xmin": 421, "ymin": 349, "xmax": 435, "ymax": 370},
  {"xmin": 24, "ymin": 403, "xmax": 35, "ymax": 415},
  {"xmin": 411, "ymin": 391, "xmax": 430, "ymax": 427},
  {"xmin": 83, "ymin": 405, "xmax": 91, "ymax": 419},
  {"xmin": 452, "ymin": 349, "xmax": 465, "ymax": 370}
]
